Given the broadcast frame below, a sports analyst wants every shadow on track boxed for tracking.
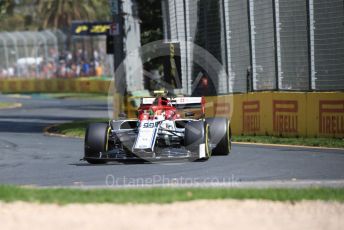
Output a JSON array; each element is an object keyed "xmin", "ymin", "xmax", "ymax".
[{"xmin": 70, "ymin": 160, "xmax": 148, "ymax": 166}]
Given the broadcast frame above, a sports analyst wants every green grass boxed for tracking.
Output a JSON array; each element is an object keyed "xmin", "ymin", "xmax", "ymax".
[
  {"xmin": 49, "ymin": 119, "xmax": 344, "ymax": 148},
  {"xmin": 233, "ymin": 135, "xmax": 344, "ymax": 148},
  {"xmin": 48, "ymin": 119, "xmax": 107, "ymax": 138},
  {"xmin": 44, "ymin": 93, "xmax": 108, "ymax": 101},
  {"xmin": 0, "ymin": 186, "xmax": 343, "ymax": 204},
  {"xmin": 0, "ymin": 102, "xmax": 16, "ymax": 108}
]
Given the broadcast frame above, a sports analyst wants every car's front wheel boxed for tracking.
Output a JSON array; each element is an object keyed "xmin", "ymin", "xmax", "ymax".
[{"xmin": 84, "ymin": 123, "xmax": 110, "ymax": 164}]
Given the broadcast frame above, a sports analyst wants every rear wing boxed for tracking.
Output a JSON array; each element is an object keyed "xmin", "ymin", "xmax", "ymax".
[{"xmin": 141, "ymin": 97, "xmax": 206, "ymax": 116}]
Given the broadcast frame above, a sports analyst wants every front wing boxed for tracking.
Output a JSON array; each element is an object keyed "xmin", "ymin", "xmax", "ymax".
[{"xmin": 83, "ymin": 147, "xmax": 199, "ymax": 162}]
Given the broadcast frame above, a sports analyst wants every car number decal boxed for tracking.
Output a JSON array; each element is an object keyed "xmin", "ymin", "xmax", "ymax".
[{"xmin": 134, "ymin": 121, "xmax": 158, "ymax": 150}]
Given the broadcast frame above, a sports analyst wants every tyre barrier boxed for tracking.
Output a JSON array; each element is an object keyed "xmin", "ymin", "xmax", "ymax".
[{"xmin": 0, "ymin": 78, "xmax": 111, "ymax": 94}]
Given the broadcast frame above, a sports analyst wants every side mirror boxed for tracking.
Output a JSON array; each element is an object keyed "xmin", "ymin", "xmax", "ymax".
[{"xmin": 185, "ymin": 111, "xmax": 195, "ymax": 117}]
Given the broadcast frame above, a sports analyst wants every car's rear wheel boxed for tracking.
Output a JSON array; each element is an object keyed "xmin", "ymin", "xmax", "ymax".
[
  {"xmin": 84, "ymin": 123, "xmax": 110, "ymax": 164},
  {"xmin": 206, "ymin": 118, "xmax": 231, "ymax": 155},
  {"xmin": 184, "ymin": 120, "xmax": 211, "ymax": 160}
]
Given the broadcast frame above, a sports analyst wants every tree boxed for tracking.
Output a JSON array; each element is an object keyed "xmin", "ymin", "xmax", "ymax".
[
  {"xmin": 0, "ymin": 0, "xmax": 15, "ymax": 20},
  {"xmin": 136, "ymin": 0, "xmax": 164, "ymax": 89},
  {"xmin": 36, "ymin": 0, "xmax": 109, "ymax": 29},
  {"xmin": 0, "ymin": 0, "xmax": 110, "ymax": 31},
  {"xmin": 138, "ymin": 0, "xmax": 163, "ymax": 45},
  {"xmin": 0, "ymin": 0, "xmax": 27, "ymax": 30},
  {"xmin": 36, "ymin": 0, "xmax": 108, "ymax": 30},
  {"xmin": 33, "ymin": 0, "xmax": 109, "ymax": 49}
]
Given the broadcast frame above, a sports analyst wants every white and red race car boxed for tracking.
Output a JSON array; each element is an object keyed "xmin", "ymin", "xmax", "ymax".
[{"xmin": 84, "ymin": 92, "xmax": 231, "ymax": 164}]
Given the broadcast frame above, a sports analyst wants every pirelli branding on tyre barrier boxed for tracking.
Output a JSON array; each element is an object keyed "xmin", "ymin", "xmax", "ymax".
[
  {"xmin": 0, "ymin": 78, "xmax": 111, "ymax": 94},
  {"xmin": 126, "ymin": 92, "xmax": 343, "ymax": 138},
  {"xmin": 205, "ymin": 92, "xmax": 344, "ymax": 138}
]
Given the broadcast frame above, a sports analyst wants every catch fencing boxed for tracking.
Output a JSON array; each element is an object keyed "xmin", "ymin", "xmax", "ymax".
[{"xmin": 0, "ymin": 29, "xmax": 113, "ymax": 79}]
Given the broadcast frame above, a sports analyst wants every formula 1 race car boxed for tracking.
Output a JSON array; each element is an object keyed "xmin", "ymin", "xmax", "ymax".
[{"xmin": 83, "ymin": 91, "xmax": 231, "ymax": 164}]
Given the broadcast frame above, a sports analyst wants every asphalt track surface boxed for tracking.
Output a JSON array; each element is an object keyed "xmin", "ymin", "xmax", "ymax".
[{"xmin": 0, "ymin": 94, "xmax": 344, "ymax": 187}]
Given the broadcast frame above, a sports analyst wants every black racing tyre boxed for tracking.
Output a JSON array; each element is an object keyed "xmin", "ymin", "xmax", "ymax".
[
  {"xmin": 184, "ymin": 120, "xmax": 211, "ymax": 159},
  {"xmin": 205, "ymin": 118, "xmax": 231, "ymax": 156},
  {"xmin": 84, "ymin": 123, "xmax": 110, "ymax": 164}
]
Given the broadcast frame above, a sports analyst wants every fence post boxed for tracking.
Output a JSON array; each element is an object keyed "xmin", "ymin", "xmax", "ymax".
[
  {"xmin": 307, "ymin": 0, "xmax": 315, "ymax": 91},
  {"xmin": 0, "ymin": 34, "xmax": 9, "ymax": 69},
  {"xmin": 5, "ymin": 32, "xmax": 18, "ymax": 65},
  {"xmin": 272, "ymin": 0, "xmax": 281, "ymax": 90},
  {"xmin": 247, "ymin": 0, "xmax": 255, "ymax": 91}
]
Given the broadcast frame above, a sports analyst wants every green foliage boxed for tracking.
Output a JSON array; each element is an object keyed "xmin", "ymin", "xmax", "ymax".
[
  {"xmin": 0, "ymin": 0, "xmax": 38, "ymax": 30},
  {"xmin": 0, "ymin": 102, "xmax": 14, "ymax": 108},
  {"xmin": 49, "ymin": 118, "xmax": 107, "ymax": 138},
  {"xmin": 0, "ymin": 185, "xmax": 344, "ymax": 204},
  {"xmin": 0, "ymin": 0, "xmax": 110, "ymax": 31},
  {"xmin": 0, "ymin": 0, "xmax": 16, "ymax": 24},
  {"xmin": 138, "ymin": 0, "xmax": 163, "ymax": 45},
  {"xmin": 0, "ymin": 0, "xmax": 163, "ymax": 52},
  {"xmin": 36, "ymin": 0, "xmax": 109, "ymax": 29},
  {"xmin": 137, "ymin": 0, "xmax": 164, "ymax": 74},
  {"xmin": 44, "ymin": 93, "xmax": 108, "ymax": 100},
  {"xmin": 233, "ymin": 135, "xmax": 344, "ymax": 149},
  {"xmin": 0, "ymin": 0, "xmax": 15, "ymax": 15}
]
